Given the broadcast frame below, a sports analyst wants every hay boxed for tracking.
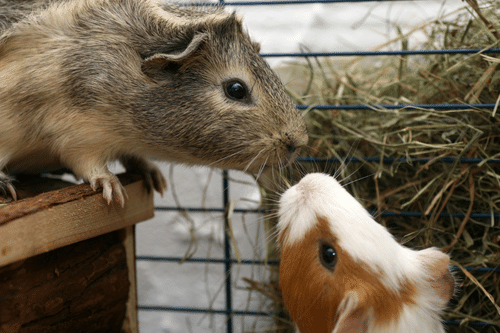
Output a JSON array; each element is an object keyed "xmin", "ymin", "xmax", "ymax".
[{"xmin": 260, "ymin": 0, "xmax": 500, "ymax": 331}]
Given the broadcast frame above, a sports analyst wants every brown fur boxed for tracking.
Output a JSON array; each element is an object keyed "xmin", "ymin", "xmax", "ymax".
[{"xmin": 0, "ymin": 0, "xmax": 308, "ymax": 205}]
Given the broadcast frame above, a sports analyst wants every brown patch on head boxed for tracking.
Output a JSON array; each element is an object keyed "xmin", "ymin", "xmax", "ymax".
[
  {"xmin": 279, "ymin": 216, "xmax": 340, "ymax": 333},
  {"xmin": 279, "ymin": 216, "xmax": 417, "ymax": 333}
]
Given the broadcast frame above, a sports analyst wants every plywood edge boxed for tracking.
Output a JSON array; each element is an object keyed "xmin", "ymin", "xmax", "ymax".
[{"xmin": 0, "ymin": 174, "xmax": 154, "ymax": 267}]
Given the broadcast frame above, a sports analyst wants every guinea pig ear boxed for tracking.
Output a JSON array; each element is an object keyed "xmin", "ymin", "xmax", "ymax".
[
  {"xmin": 332, "ymin": 294, "xmax": 368, "ymax": 333},
  {"xmin": 417, "ymin": 248, "xmax": 455, "ymax": 301},
  {"xmin": 252, "ymin": 41, "xmax": 261, "ymax": 53},
  {"xmin": 141, "ymin": 32, "xmax": 208, "ymax": 79}
]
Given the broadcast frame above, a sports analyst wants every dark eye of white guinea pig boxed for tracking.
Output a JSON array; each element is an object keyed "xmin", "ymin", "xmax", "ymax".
[
  {"xmin": 319, "ymin": 242, "xmax": 337, "ymax": 271},
  {"xmin": 224, "ymin": 79, "xmax": 249, "ymax": 101}
]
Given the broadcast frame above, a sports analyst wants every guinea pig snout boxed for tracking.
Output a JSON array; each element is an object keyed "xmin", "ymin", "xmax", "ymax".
[{"xmin": 279, "ymin": 130, "xmax": 308, "ymax": 166}]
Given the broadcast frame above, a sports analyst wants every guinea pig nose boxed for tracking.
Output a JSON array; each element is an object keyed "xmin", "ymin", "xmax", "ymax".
[
  {"xmin": 282, "ymin": 136, "xmax": 304, "ymax": 165},
  {"xmin": 286, "ymin": 131, "xmax": 308, "ymax": 151}
]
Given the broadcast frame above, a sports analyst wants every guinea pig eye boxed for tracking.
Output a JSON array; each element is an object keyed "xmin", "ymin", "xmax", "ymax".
[
  {"xmin": 224, "ymin": 80, "xmax": 249, "ymax": 101},
  {"xmin": 319, "ymin": 242, "xmax": 337, "ymax": 271}
]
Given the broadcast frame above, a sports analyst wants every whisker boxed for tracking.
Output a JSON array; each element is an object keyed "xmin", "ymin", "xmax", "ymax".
[
  {"xmin": 334, "ymin": 140, "xmax": 359, "ymax": 181},
  {"xmin": 253, "ymin": 155, "xmax": 269, "ymax": 182},
  {"xmin": 243, "ymin": 148, "xmax": 264, "ymax": 173},
  {"xmin": 333, "ymin": 139, "xmax": 359, "ymax": 179},
  {"xmin": 291, "ymin": 159, "xmax": 301, "ymax": 177},
  {"xmin": 205, "ymin": 149, "xmax": 245, "ymax": 168},
  {"xmin": 338, "ymin": 162, "xmax": 365, "ymax": 185},
  {"xmin": 342, "ymin": 172, "xmax": 375, "ymax": 188}
]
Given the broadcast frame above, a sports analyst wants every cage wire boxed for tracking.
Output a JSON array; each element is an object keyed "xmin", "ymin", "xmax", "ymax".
[{"xmin": 137, "ymin": 0, "xmax": 500, "ymax": 332}]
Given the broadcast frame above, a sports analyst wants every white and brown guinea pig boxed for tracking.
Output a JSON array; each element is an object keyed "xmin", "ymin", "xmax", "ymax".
[{"xmin": 277, "ymin": 173, "xmax": 455, "ymax": 333}]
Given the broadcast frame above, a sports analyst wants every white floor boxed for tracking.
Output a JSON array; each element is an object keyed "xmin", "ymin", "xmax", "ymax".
[{"xmin": 135, "ymin": 1, "xmax": 465, "ymax": 332}]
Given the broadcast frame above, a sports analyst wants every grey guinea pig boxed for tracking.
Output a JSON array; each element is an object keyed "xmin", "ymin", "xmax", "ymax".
[{"xmin": 0, "ymin": 0, "xmax": 308, "ymax": 206}]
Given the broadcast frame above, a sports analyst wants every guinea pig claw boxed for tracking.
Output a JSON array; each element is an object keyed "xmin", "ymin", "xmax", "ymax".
[
  {"xmin": 89, "ymin": 176, "xmax": 127, "ymax": 207},
  {"xmin": 136, "ymin": 166, "xmax": 166, "ymax": 196},
  {"xmin": 151, "ymin": 169, "xmax": 167, "ymax": 196},
  {"xmin": 140, "ymin": 170, "xmax": 154, "ymax": 194},
  {"xmin": 89, "ymin": 179, "xmax": 98, "ymax": 192},
  {"xmin": 6, "ymin": 183, "xmax": 17, "ymax": 201},
  {"xmin": 0, "ymin": 177, "xmax": 17, "ymax": 201},
  {"xmin": 103, "ymin": 178, "xmax": 127, "ymax": 207},
  {"xmin": 140, "ymin": 163, "xmax": 167, "ymax": 195}
]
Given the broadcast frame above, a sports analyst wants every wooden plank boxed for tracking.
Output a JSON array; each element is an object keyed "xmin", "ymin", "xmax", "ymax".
[
  {"xmin": 0, "ymin": 231, "xmax": 130, "ymax": 333},
  {"xmin": 0, "ymin": 174, "xmax": 154, "ymax": 267},
  {"xmin": 120, "ymin": 226, "xmax": 139, "ymax": 333}
]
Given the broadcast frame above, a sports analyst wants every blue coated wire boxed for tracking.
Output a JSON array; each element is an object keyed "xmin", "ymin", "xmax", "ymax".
[
  {"xmin": 136, "ymin": 255, "xmax": 500, "ymax": 273},
  {"xmin": 137, "ymin": 306, "xmax": 498, "ymax": 327},
  {"xmin": 262, "ymin": 48, "xmax": 500, "ymax": 57},
  {"xmin": 295, "ymin": 103, "xmax": 497, "ymax": 110},
  {"xmin": 137, "ymin": 305, "xmax": 499, "ymax": 328},
  {"xmin": 222, "ymin": 171, "xmax": 233, "ymax": 333},
  {"xmin": 154, "ymin": 206, "xmax": 499, "ymax": 219},
  {"xmin": 137, "ymin": 305, "xmax": 497, "ymax": 327},
  {"xmin": 137, "ymin": 305, "xmax": 498, "ymax": 328},
  {"xmin": 137, "ymin": 305, "xmax": 282, "ymax": 317},
  {"xmin": 193, "ymin": 0, "xmax": 423, "ymax": 5},
  {"xmin": 296, "ymin": 156, "xmax": 500, "ymax": 164},
  {"xmin": 136, "ymin": 255, "xmax": 280, "ymax": 266}
]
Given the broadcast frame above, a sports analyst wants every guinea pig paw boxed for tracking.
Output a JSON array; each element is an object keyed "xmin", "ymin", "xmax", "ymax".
[
  {"xmin": 132, "ymin": 163, "xmax": 167, "ymax": 195},
  {"xmin": 0, "ymin": 173, "xmax": 17, "ymax": 201},
  {"xmin": 89, "ymin": 175, "xmax": 128, "ymax": 207},
  {"xmin": 121, "ymin": 157, "xmax": 167, "ymax": 195}
]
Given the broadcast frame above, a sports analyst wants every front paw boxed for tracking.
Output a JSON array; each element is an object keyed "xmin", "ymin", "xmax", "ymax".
[
  {"xmin": 0, "ymin": 172, "xmax": 17, "ymax": 201},
  {"xmin": 89, "ymin": 173, "xmax": 127, "ymax": 207},
  {"xmin": 121, "ymin": 157, "xmax": 167, "ymax": 196},
  {"xmin": 141, "ymin": 163, "xmax": 167, "ymax": 196}
]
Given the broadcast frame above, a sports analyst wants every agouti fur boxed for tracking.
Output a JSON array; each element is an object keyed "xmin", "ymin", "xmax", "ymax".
[{"xmin": 0, "ymin": 0, "xmax": 308, "ymax": 206}]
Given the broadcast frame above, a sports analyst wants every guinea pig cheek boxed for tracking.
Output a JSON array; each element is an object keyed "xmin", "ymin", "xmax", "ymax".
[
  {"xmin": 316, "ymin": 222, "xmax": 418, "ymax": 332},
  {"xmin": 279, "ymin": 219, "xmax": 345, "ymax": 333},
  {"xmin": 333, "ymin": 246, "xmax": 419, "ymax": 331}
]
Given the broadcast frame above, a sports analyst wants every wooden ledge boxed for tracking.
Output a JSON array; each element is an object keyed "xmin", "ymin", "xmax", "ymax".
[{"xmin": 0, "ymin": 173, "xmax": 154, "ymax": 267}]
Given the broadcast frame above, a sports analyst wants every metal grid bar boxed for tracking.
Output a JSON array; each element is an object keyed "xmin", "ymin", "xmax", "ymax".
[
  {"xmin": 153, "ymin": 205, "xmax": 500, "ymax": 220},
  {"xmin": 197, "ymin": 0, "xmax": 467, "ymax": 5},
  {"xmin": 261, "ymin": 48, "xmax": 500, "ymax": 57},
  {"xmin": 222, "ymin": 171, "xmax": 233, "ymax": 332},
  {"xmin": 296, "ymin": 103, "xmax": 499, "ymax": 110},
  {"xmin": 138, "ymin": 305, "xmax": 276, "ymax": 317},
  {"xmin": 136, "ymin": 255, "xmax": 500, "ymax": 274}
]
